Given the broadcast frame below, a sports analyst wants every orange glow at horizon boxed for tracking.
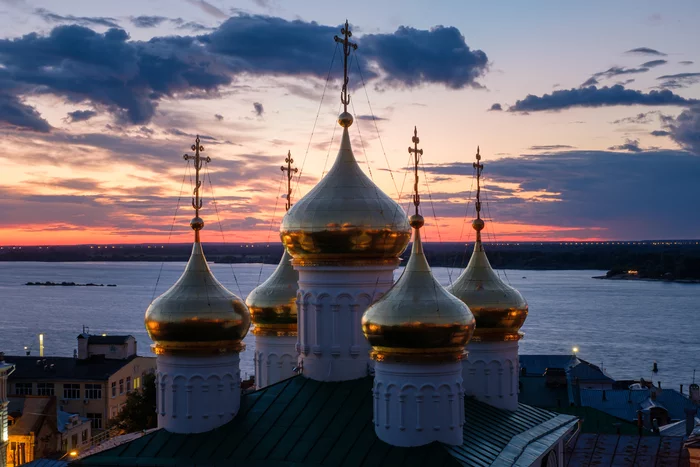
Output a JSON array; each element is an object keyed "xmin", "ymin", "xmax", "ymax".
[{"xmin": 0, "ymin": 220, "xmax": 610, "ymax": 246}]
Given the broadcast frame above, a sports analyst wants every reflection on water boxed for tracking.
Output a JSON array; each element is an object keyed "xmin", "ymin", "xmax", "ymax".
[{"xmin": 0, "ymin": 262, "xmax": 697, "ymax": 389}]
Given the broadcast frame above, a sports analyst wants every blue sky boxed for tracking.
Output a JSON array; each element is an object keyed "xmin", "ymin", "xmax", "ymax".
[{"xmin": 0, "ymin": 0, "xmax": 698, "ymax": 244}]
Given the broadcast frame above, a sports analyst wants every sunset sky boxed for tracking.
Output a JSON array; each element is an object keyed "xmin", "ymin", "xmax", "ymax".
[{"xmin": 1, "ymin": 0, "xmax": 699, "ymax": 245}]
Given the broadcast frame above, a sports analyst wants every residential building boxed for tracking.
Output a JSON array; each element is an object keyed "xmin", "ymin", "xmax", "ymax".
[
  {"xmin": 4, "ymin": 334, "xmax": 155, "ymax": 433},
  {"xmin": 6, "ymin": 396, "xmax": 91, "ymax": 466},
  {"xmin": 1, "ymin": 354, "xmax": 14, "ymax": 467}
]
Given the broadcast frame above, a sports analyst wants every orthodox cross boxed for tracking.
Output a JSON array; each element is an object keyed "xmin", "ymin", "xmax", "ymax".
[
  {"xmin": 281, "ymin": 150, "xmax": 298, "ymax": 211},
  {"xmin": 408, "ymin": 126, "xmax": 424, "ymax": 217},
  {"xmin": 183, "ymin": 136, "xmax": 211, "ymax": 239},
  {"xmin": 474, "ymin": 147, "xmax": 484, "ymax": 221},
  {"xmin": 334, "ymin": 20, "xmax": 357, "ymax": 113}
]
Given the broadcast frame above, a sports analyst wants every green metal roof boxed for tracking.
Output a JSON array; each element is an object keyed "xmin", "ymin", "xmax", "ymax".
[{"xmin": 77, "ymin": 376, "xmax": 575, "ymax": 467}]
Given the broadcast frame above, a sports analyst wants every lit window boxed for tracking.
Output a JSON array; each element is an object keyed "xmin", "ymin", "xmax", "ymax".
[
  {"xmin": 63, "ymin": 384, "xmax": 80, "ymax": 399},
  {"xmin": 85, "ymin": 384, "xmax": 102, "ymax": 399},
  {"xmin": 14, "ymin": 383, "xmax": 32, "ymax": 395},
  {"xmin": 133, "ymin": 377, "xmax": 141, "ymax": 390}
]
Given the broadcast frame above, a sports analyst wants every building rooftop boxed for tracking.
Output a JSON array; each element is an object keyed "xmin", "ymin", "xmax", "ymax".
[
  {"xmin": 567, "ymin": 433, "xmax": 689, "ymax": 466},
  {"xmin": 4, "ymin": 355, "xmax": 141, "ymax": 381},
  {"xmin": 659, "ymin": 418, "xmax": 700, "ymax": 437},
  {"xmin": 569, "ymin": 361, "xmax": 615, "ymax": 383},
  {"xmin": 82, "ymin": 335, "xmax": 133, "ymax": 345},
  {"xmin": 519, "ymin": 355, "xmax": 578, "ymax": 376},
  {"xmin": 8, "ymin": 396, "xmax": 56, "ymax": 436},
  {"xmin": 77, "ymin": 375, "xmax": 577, "ymax": 466},
  {"xmin": 579, "ymin": 388, "xmax": 700, "ymax": 422}
]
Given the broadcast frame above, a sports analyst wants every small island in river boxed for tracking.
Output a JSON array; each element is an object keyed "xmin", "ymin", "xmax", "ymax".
[
  {"xmin": 25, "ymin": 281, "xmax": 117, "ymax": 287},
  {"xmin": 593, "ymin": 267, "xmax": 700, "ymax": 283}
]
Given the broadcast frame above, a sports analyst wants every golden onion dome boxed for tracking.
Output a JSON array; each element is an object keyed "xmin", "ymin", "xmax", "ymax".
[
  {"xmin": 362, "ymin": 214, "xmax": 475, "ymax": 362},
  {"xmin": 280, "ymin": 115, "xmax": 411, "ymax": 265},
  {"xmin": 145, "ymin": 240, "xmax": 251, "ymax": 355},
  {"xmin": 245, "ymin": 249, "xmax": 298, "ymax": 336},
  {"xmin": 447, "ymin": 221, "xmax": 528, "ymax": 341}
]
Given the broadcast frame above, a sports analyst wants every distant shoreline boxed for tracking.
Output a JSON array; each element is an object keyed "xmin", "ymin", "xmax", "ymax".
[{"xmin": 25, "ymin": 281, "xmax": 117, "ymax": 287}]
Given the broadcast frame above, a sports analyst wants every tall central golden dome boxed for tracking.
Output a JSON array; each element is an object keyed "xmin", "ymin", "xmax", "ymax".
[
  {"xmin": 280, "ymin": 21, "xmax": 410, "ymax": 265},
  {"xmin": 447, "ymin": 149, "xmax": 528, "ymax": 342}
]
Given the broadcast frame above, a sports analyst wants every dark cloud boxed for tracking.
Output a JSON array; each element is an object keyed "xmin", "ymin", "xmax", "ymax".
[
  {"xmin": 214, "ymin": 113, "xmax": 224, "ymax": 121},
  {"xmin": 656, "ymin": 72, "xmax": 700, "ymax": 89},
  {"xmin": 488, "ymin": 103, "xmax": 502, "ymax": 111},
  {"xmin": 608, "ymin": 138, "xmax": 642, "ymax": 152},
  {"xmin": 0, "ymin": 94, "xmax": 51, "ymax": 132},
  {"xmin": 594, "ymin": 66, "xmax": 649, "ymax": 78},
  {"xmin": 172, "ymin": 19, "xmax": 216, "ymax": 32},
  {"xmin": 253, "ymin": 102, "xmax": 264, "ymax": 117},
  {"xmin": 679, "ymin": 61, "xmax": 694, "ymax": 66},
  {"xmin": 130, "ymin": 16, "xmax": 169, "ymax": 28},
  {"xmin": 423, "ymin": 149, "xmax": 700, "ymax": 238},
  {"xmin": 580, "ymin": 77, "xmax": 598, "ymax": 87},
  {"xmin": 360, "ymin": 25, "xmax": 488, "ymax": 89},
  {"xmin": 665, "ymin": 106, "xmax": 700, "ymax": 156},
  {"xmin": 580, "ymin": 67, "xmax": 648, "ymax": 89},
  {"xmin": 27, "ymin": 177, "xmax": 102, "ymax": 191},
  {"xmin": 616, "ymin": 78, "xmax": 635, "ymax": 86},
  {"xmin": 529, "ymin": 145, "xmax": 574, "ymax": 150},
  {"xmin": 611, "ymin": 112, "xmax": 656, "ymax": 125},
  {"xmin": 165, "ymin": 128, "xmax": 217, "ymax": 141},
  {"xmin": 651, "ymin": 130, "xmax": 670, "ymax": 136},
  {"xmin": 641, "ymin": 59, "xmax": 667, "ymax": 68},
  {"xmin": 66, "ymin": 110, "xmax": 97, "ymax": 123},
  {"xmin": 356, "ymin": 114, "xmax": 387, "ymax": 121},
  {"xmin": 0, "ymin": 16, "xmax": 488, "ymax": 131},
  {"xmin": 510, "ymin": 85, "xmax": 698, "ymax": 113},
  {"xmin": 185, "ymin": 0, "xmax": 227, "ymax": 18},
  {"xmin": 35, "ymin": 8, "xmax": 120, "ymax": 28},
  {"xmin": 625, "ymin": 47, "xmax": 666, "ymax": 56}
]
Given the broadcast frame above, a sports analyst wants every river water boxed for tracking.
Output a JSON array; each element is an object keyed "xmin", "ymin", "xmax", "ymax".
[{"xmin": 0, "ymin": 261, "xmax": 697, "ymax": 389}]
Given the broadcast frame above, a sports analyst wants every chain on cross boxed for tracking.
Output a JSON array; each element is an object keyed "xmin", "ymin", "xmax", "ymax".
[
  {"xmin": 183, "ymin": 135, "xmax": 211, "ymax": 220},
  {"xmin": 473, "ymin": 146, "xmax": 483, "ymax": 220},
  {"xmin": 334, "ymin": 20, "xmax": 358, "ymax": 113},
  {"xmin": 281, "ymin": 150, "xmax": 298, "ymax": 211},
  {"xmin": 408, "ymin": 126, "xmax": 424, "ymax": 217}
]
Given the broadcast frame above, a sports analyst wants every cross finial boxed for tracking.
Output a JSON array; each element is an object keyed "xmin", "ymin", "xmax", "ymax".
[
  {"xmin": 472, "ymin": 146, "xmax": 485, "ymax": 242},
  {"xmin": 334, "ymin": 19, "xmax": 358, "ymax": 117},
  {"xmin": 183, "ymin": 135, "xmax": 211, "ymax": 241},
  {"xmin": 408, "ymin": 126, "xmax": 424, "ymax": 218},
  {"xmin": 281, "ymin": 150, "xmax": 298, "ymax": 211}
]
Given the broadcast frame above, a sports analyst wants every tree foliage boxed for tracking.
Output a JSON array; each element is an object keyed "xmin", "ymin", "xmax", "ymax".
[{"xmin": 107, "ymin": 373, "xmax": 157, "ymax": 433}]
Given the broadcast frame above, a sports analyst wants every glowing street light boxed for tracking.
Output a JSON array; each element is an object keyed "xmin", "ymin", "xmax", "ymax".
[{"xmin": 572, "ymin": 346, "xmax": 579, "ymax": 355}]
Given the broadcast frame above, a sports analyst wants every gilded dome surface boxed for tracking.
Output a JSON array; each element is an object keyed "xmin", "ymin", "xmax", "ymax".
[
  {"xmin": 145, "ymin": 241, "xmax": 251, "ymax": 354},
  {"xmin": 280, "ymin": 126, "xmax": 411, "ymax": 264},
  {"xmin": 447, "ymin": 241, "xmax": 528, "ymax": 342},
  {"xmin": 246, "ymin": 249, "xmax": 298, "ymax": 336},
  {"xmin": 362, "ymin": 215, "xmax": 475, "ymax": 362}
]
